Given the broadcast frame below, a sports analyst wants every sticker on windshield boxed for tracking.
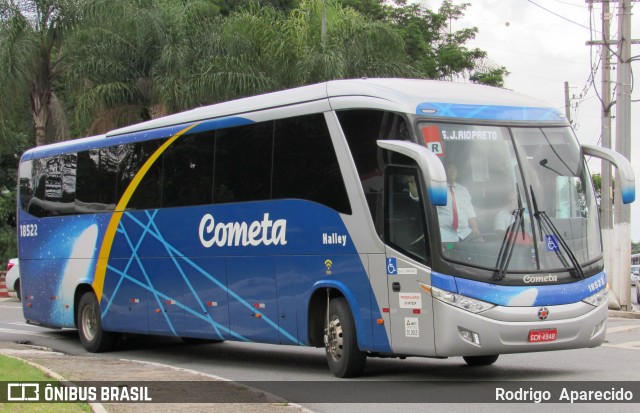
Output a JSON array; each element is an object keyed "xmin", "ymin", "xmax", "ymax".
[
  {"xmin": 545, "ymin": 235, "xmax": 560, "ymax": 252},
  {"xmin": 441, "ymin": 129, "xmax": 499, "ymax": 141},
  {"xmin": 421, "ymin": 126, "xmax": 445, "ymax": 157}
]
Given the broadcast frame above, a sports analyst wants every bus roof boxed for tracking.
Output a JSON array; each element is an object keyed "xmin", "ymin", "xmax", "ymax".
[
  {"xmin": 22, "ymin": 78, "xmax": 566, "ymax": 160},
  {"xmin": 107, "ymin": 78, "xmax": 563, "ymax": 137}
]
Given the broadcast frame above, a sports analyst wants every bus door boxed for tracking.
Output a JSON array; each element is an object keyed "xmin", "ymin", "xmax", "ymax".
[{"xmin": 383, "ymin": 166, "xmax": 436, "ymax": 356}]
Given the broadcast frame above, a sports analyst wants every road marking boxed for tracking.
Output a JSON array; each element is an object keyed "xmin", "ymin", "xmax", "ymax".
[
  {"xmin": 0, "ymin": 304, "xmax": 22, "ymax": 309},
  {"xmin": 606, "ymin": 325, "xmax": 640, "ymax": 334},
  {"xmin": 0, "ymin": 327, "xmax": 53, "ymax": 338},
  {"xmin": 602, "ymin": 341, "xmax": 640, "ymax": 351},
  {"xmin": 4, "ymin": 322, "xmax": 44, "ymax": 330}
]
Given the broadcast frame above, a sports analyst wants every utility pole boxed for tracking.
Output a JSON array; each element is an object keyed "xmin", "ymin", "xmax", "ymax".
[
  {"xmin": 614, "ymin": 0, "xmax": 633, "ymax": 310},
  {"xmin": 585, "ymin": 0, "xmax": 638, "ymax": 310},
  {"xmin": 564, "ymin": 81, "xmax": 572, "ymax": 124},
  {"xmin": 600, "ymin": 0, "xmax": 613, "ymax": 233}
]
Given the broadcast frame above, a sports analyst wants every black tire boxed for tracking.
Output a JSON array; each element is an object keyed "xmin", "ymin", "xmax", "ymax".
[
  {"xmin": 463, "ymin": 355, "xmax": 499, "ymax": 366},
  {"xmin": 324, "ymin": 297, "xmax": 366, "ymax": 378},
  {"xmin": 14, "ymin": 279, "xmax": 21, "ymax": 301},
  {"xmin": 77, "ymin": 292, "xmax": 115, "ymax": 353}
]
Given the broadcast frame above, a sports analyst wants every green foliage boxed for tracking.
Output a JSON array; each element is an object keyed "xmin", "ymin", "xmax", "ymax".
[
  {"xmin": 63, "ymin": 0, "xmax": 506, "ymax": 134},
  {"xmin": 0, "ymin": 356, "xmax": 91, "ymax": 412},
  {"xmin": 591, "ymin": 173, "xmax": 602, "ymax": 196},
  {"xmin": 0, "ymin": 0, "xmax": 82, "ymax": 146},
  {"xmin": 0, "ymin": 0, "xmax": 509, "ymax": 260}
]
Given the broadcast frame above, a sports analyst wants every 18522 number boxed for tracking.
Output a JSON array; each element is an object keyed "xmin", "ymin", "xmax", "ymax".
[{"xmin": 20, "ymin": 224, "xmax": 38, "ymax": 237}]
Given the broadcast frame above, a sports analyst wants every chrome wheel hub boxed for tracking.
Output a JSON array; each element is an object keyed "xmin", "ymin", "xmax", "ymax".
[
  {"xmin": 81, "ymin": 305, "xmax": 97, "ymax": 341},
  {"xmin": 324, "ymin": 314, "xmax": 344, "ymax": 362}
]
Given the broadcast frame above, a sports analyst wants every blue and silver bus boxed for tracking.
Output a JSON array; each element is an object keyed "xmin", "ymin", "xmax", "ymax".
[{"xmin": 17, "ymin": 79, "xmax": 635, "ymax": 377}]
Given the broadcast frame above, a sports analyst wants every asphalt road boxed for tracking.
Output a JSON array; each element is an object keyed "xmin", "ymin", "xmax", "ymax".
[{"xmin": 1, "ymin": 293, "xmax": 639, "ymax": 412}]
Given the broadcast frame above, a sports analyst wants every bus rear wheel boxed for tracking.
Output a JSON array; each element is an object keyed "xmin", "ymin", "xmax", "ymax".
[
  {"xmin": 463, "ymin": 355, "xmax": 499, "ymax": 366},
  {"xmin": 324, "ymin": 297, "xmax": 366, "ymax": 378},
  {"xmin": 77, "ymin": 292, "xmax": 115, "ymax": 353}
]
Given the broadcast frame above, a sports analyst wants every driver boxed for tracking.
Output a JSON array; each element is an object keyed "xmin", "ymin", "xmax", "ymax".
[{"xmin": 437, "ymin": 162, "xmax": 480, "ymax": 242}]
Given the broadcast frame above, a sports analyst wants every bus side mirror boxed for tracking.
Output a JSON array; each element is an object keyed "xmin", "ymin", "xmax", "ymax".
[
  {"xmin": 377, "ymin": 140, "xmax": 448, "ymax": 206},
  {"xmin": 582, "ymin": 144, "xmax": 636, "ymax": 204}
]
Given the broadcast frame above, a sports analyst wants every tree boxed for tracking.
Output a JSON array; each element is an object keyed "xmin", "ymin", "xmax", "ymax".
[
  {"xmin": 67, "ymin": 0, "xmax": 419, "ymax": 126},
  {"xmin": 0, "ymin": 0, "xmax": 80, "ymax": 147},
  {"xmin": 286, "ymin": 0, "xmax": 417, "ymax": 84},
  {"xmin": 214, "ymin": 0, "xmax": 299, "ymax": 15},
  {"xmin": 66, "ymin": 0, "xmax": 222, "ymax": 134},
  {"xmin": 337, "ymin": 0, "xmax": 508, "ymax": 86}
]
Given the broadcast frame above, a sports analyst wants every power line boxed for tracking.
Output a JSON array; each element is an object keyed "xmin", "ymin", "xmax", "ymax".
[
  {"xmin": 553, "ymin": 0, "xmax": 589, "ymax": 8},
  {"xmin": 527, "ymin": 0, "xmax": 600, "ymax": 33}
]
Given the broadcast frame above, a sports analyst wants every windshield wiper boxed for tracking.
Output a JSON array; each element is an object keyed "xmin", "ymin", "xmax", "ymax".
[
  {"xmin": 529, "ymin": 186, "xmax": 585, "ymax": 279},
  {"xmin": 494, "ymin": 186, "xmax": 526, "ymax": 281}
]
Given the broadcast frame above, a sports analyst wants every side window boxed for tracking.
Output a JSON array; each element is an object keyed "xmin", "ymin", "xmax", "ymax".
[
  {"xmin": 385, "ymin": 166, "xmax": 430, "ymax": 265},
  {"xmin": 24, "ymin": 154, "xmax": 77, "ymax": 217},
  {"xmin": 163, "ymin": 131, "xmax": 215, "ymax": 208},
  {"xmin": 60, "ymin": 153, "xmax": 77, "ymax": 208},
  {"xmin": 118, "ymin": 140, "xmax": 164, "ymax": 210},
  {"xmin": 19, "ymin": 160, "xmax": 34, "ymax": 213},
  {"xmin": 338, "ymin": 110, "xmax": 411, "ymax": 235},
  {"xmin": 214, "ymin": 122, "xmax": 273, "ymax": 204},
  {"xmin": 76, "ymin": 149, "xmax": 117, "ymax": 212},
  {"xmin": 272, "ymin": 114, "xmax": 351, "ymax": 214}
]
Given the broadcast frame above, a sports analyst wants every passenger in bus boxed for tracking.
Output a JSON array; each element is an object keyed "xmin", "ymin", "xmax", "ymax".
[
  {"xmin": 495, "ymin": 191, "xmax": 518, "ymax": 237},
  {"xmin": 438, "ymin": 162, "xmax": 480, "ymax": 242},
  {"xmin": 494, "ymin": 191, "xmax": 532, "ymax": 244}
]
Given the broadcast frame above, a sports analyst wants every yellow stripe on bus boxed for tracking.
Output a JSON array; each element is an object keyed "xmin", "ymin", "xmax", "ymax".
[{"xmin": 93, "ymin": 123, "xmax": 199, "ymax": 303}]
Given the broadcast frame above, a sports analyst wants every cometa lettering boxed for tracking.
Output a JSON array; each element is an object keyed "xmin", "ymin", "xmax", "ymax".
[
  {"xmin": 199, "ymin": 213, "xmax": 287, "ymax": 248},
  {"xmin": 523, "ymin": 274, "xmax": 558, "ymax": 283}
]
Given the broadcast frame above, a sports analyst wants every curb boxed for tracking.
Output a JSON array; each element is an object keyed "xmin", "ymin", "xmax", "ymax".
[
  {"xmin": 0, "ymin": 273, "xmax": 8, "ymax": 298},
  {"xmin": 0, "ymin": 351, "xmax": 107, "ymax": 413},
  {"xmin": 608, "ymin": 309, "xmax": 640, "ymax": 319},
  {"xmin": 0, "ymin": 345, "xmax": 315, "ymax": 413}
]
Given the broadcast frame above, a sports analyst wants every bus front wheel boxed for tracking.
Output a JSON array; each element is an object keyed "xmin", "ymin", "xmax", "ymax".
[
  {"xmin": 77, "ymin": 292, "xmax": 115, "ymax": 353},
  {"xmin": 463, "ymin": 355, "xmax": 499, "ymax": 366},
  {"xmin": 324, "ymin": 297, "xmax": 366, "ymax": 378}
]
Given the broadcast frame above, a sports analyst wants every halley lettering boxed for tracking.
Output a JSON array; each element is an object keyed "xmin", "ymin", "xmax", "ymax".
[
  {"xmin": 322, "ymin": 232, "xmax": 347, "ymax": 247},
  {"xmin": 199, "ymin": 213, "xmax": 287, "ymax": 248}
]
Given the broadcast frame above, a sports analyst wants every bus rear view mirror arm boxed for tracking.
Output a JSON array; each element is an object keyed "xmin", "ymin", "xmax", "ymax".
[
  {"xmin": 377, "ymin": 140, "xmax": 448, "ymax": 206},
  {"xmin": 582, "ymin": 144, "xmax": 636, "ymax": 204}
]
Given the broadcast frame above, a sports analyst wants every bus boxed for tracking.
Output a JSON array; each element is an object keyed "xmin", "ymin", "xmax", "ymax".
[{"xmin": 17, "ymin": 79, "xmax": 635, "ymax": 377}]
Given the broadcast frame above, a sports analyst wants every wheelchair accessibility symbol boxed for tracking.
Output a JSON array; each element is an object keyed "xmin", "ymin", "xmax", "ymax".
[
  {"xmin": 387, "ymin": 258, "xmax": 398, "ymax": 275},
  {"xmin": 545, "ymin": 235, "xmax": 559, "ymax": 252}
]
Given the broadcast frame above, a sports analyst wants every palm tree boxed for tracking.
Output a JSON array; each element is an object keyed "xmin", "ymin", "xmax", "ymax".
[
  {"xmin": 67, "ymin": 0, "xmax": 221, "ymax": 135},
  {"xmin": 0, "ymin": 0, "xmax": 80, "ymax": 146},
  {"xmin": 186, "ymin": 4, "xmax": 289, "ymax": 104},
  {"xmin": 66, "ymin": 0, "xmax": 164, "ymax": 134},
  {"xmin": 286, "ymin": 0, "xmax": 417, "ymax": 84}
]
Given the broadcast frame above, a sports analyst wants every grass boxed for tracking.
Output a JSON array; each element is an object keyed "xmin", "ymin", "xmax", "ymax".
[{"xmin": 0, "ymin": 354, "xmax": 92, "ymax": 412}]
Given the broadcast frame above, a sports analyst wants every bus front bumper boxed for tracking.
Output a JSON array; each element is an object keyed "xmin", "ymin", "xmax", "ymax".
[{"xmin": 432, "ymin": 299, "xmax": 608, "ymax": 357}]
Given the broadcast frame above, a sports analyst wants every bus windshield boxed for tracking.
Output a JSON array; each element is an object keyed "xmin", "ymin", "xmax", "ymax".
[{"xmin": 419, "ymin": 122, "xmax": 601, "ymax": 273}]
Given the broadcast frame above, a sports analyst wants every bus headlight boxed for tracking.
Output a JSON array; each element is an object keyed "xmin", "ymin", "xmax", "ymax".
[
  {"xmin": 421, "ymin": 283, "xmax": 495, "ymax": 313},
  {"xmin": 582, "ymin": 288, "xmax": 608, "ymax": 307}
]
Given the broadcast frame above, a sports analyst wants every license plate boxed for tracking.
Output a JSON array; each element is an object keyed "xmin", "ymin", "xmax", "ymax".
[{"xmin": 528, "ymin": 328, "xmax": 557, "ymax": 343}]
